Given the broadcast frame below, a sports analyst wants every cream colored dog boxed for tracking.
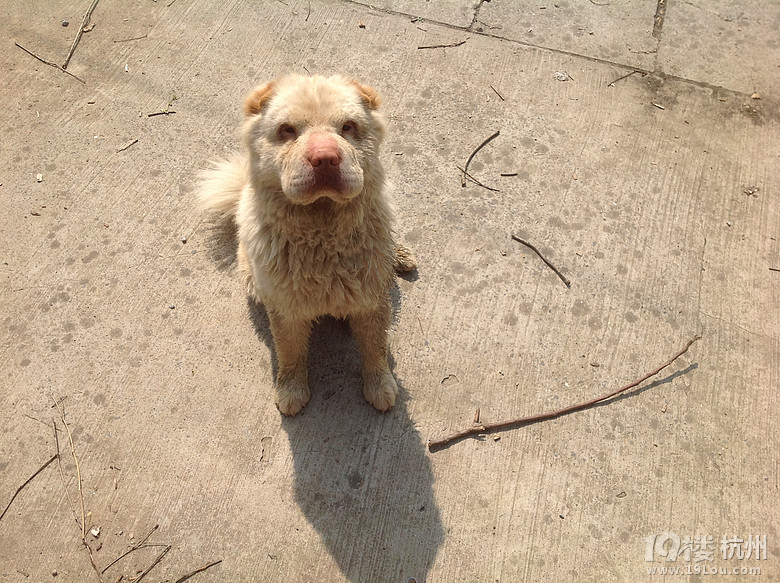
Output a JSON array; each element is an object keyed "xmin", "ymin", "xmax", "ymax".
[{"xmin": 199, "ymin": 74, "xmax": 415, "ymax": 416}]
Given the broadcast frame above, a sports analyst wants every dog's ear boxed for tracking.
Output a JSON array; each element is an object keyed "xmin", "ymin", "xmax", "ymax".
[
  {"xmin": 244, "ymin": 81, "xmax": 276, "ymax": 117},
  {"xmin": 350, "ymin": 80, "xmax": 382, "ymax": 110}
]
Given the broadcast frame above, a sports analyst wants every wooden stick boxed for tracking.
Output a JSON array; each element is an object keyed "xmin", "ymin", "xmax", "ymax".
[
  {"xmin": 462, "ymin": 130, "xmax": 500, "ymax": 187},
  {"xmin": 0, "ymin": 455, "xmax": 57, "ymax": 522},
  {"xmin": 607, "ymin": 70, "xmax": 644, "ymax": 87},
  {"xmin": 456, "ymin": 165, "xmax": 500, "ymax": 192},
  {"xmin": 14, "ymin": 42, "xmax": 86, "ymax": 84},
  {"xmin": 101, "ymin": 525, "xmax": 161, "ymax": 573},
  {"xmin": 63, "ymin": 0, "xmax": 101, "ymax": 69},
  {"xmin": 134, "ymin": 545, "xmax": 172, "ymax": 583},
  {"xmin": 490, "ymin": 85, "xmax": 505, "ymax": 101},
  {"xmin": 116, "ymin": 139, "xmax": 138, "ymax": 153},
  {"xmin": 113, "ymin": 34, "xmax": 148, "ymax": 43},
  {"xmin": 53, "ymin": 420, "xmax": 80, "ymax": 529},
  {"xmin": 511, "ymin": 234, "xmax": 571, "ymax": 287},
  {"xmin": 417, "ymin": 40, "xmax": 467, "ymax": 50},
  {"xmin": 428, "ymin": 335, "xmax": 700, "ymax": 452},
  {"xmin": 174, "ymin": 560, "xmax": 223, "ymax": 583},
  {"xmin": 53, "ymin": 400, "xmax": 103, "ymax": 581}
]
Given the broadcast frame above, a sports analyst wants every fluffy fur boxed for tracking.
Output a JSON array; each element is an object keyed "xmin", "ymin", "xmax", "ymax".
[{"xmin": 199, "ymin": 74, "xmax": 415, "ymax": 416}]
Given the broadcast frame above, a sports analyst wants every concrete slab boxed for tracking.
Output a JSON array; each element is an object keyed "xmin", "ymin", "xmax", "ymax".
[
  {"xmin": 354, "ymin": 0, "xmax": 478, "ymax": 29},
  {"xmin": 658, "ymin": 0, "xmax": 780, "ymax": 96},
  {"xmin": 476, "ymin": 0, "xmax": 659, "ymax": 72},
  {"xmin": 1, "ymin": 0, "xmax": 778, "ymax": 582}
]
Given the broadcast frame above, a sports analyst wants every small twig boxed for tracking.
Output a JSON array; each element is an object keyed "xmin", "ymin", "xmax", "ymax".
[
  {"xmin": 769, "ymin": 267, "xmax": 780, "ymax": 273},
  {"xmin": 134, "ymin": 545, "xmax": 172, "ymax": 583},
  {"xmin": 490, "ymin": 85, "xmax": 505, "ymax": 101},
  {"xmin": 607, "ymin": 70, "xmax": 644, "ymax": 87},
  {"xmin": 456, "ymin": 165, "xmax": 500, "ymax": 192},
  {"xmin": 0, "ymin": 455, "xmax": 57, "ymax": 522},
  {"xmin": 429, "ymin": 335, "xmax": 700, "ymax": 451},
  {"xmin": 500, "ymin": 172, "xmax": 518, "ymax": 177},
  {"xmin": 113, "ymin": 34, "xmax": 148, "ymax": 43},
  {"xmin": 417, "ymin": 39, "xmax": 467, "ymax": 50},
  {"xmin": 101, "ymin": 525, "xmax": 161, "ymax": 573},
  {"xmin": 462, "ymin": 130, "xmax": 500, "ymax": 187},
  {"xmin": 511, "ymin": 234, "xmax": 571, "ymax": 287},
  {"xmin": 63, "ymin": 0, "xmax": 101, "ymax": 69},
  {"xmin": 147, "ymin": 110, "xmax": 177, "ymax": 117},
  {"xmin": 116, "ymin": 139, "xmax": 138, "ymax": 153},
  {"xmin": 53, "ymin": 400, "xmax": 103, "ymax": 581},
  {"xmin": 22, "ymin": 413, "xmax": 51, "ymax": 428},
  {"xmin": 136, "ymin": 523, "xmax": 160, "ymax": 547},
  {"xmin": 174, "ymin": 560, "xmax": 223, "ymax": 583},
  {"xmin": 53, "ymin": 420, "xmax": 79, "ymax": 530},
  {"xmin": 53, "ymin": 401, "xmax": 86, "ymax": 538},
  {"xmin": 305, "ymin": 0, "xmax": 311, "ymax": 21},
  {"xmin": 166, "ymin": 0, "xmax": 176, "ymax": 6},
  {"xmin": 14, "ymin": 42, "xmax": 86, "ymax": 84}
]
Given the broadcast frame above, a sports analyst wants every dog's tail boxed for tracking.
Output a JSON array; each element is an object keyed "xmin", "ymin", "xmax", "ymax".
[{"xmin": 197, "ymin": 153, "xmax": 248, "ymax": 220}]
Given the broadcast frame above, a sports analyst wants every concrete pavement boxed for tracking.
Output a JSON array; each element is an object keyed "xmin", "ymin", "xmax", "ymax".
[{"xmin": 1, "ymin": 0, "xmax": 778, "ymax": 581}]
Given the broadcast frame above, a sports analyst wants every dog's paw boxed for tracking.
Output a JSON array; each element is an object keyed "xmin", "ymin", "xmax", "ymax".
[
  {"xmin": 393, "ymin": 243, "xmax": 417, "ymax": 273},
  {"xmin": 363, "ymin": 370, "xmax": 398, "ymax": 412},
  {"xmin": 275, "ymin": 376, "xmax": 310, "ymax": 417}
]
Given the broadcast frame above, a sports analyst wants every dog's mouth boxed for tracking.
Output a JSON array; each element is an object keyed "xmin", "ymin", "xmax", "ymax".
[{"xmin": 284, "ymin": 166, "xmax": 364, "ymax": 205}]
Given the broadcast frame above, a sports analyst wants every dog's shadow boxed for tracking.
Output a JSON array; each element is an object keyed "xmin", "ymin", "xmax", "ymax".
[{"xmin": 247, "ymin": 285, "xmax": 443, "ymax": 582}]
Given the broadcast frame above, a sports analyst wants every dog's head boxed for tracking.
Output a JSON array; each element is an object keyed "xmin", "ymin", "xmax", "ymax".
[{"xmin": 241, "ymin": 74, "xmax": 387, "ymax": 206}]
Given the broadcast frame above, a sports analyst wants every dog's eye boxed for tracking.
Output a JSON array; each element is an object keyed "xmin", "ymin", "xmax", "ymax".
[
  {"xmin": 341, "ymin": 122, "xmax": 358, "ymax": 137},
  {"xmin": 278, "ymin": 124, "xmax": 298, "ymax": 140}
]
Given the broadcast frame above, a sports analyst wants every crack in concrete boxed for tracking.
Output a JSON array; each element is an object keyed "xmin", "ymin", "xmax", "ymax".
[{"xmin": 343, "ymin": 0, "xmax": 769, "ymax": 99}]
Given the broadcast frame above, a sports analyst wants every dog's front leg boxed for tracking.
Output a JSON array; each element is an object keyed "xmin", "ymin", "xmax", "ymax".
[
  {"xmin": 268, "ymin": 311, "xmax": 312, "ymax": 416},
  {"xmin": 350, "ymin": 302, "xmax": 397, "ymax": 412}
]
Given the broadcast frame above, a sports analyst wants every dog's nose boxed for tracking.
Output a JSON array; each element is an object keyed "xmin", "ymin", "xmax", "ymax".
[{"xmin": 307, "ymin": 135, "xmax": 341, "ymax": 167}]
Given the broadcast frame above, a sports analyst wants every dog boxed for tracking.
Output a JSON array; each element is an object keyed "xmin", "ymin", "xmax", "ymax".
[{"xmin": 198, "ymin": 74, "xmax": 416, "ymax": 416}]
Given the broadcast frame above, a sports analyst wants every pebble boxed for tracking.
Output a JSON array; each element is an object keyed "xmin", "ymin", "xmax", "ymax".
[{"xmin": 62, "ymin": 20, "xmax": 69, "ymax": 27}]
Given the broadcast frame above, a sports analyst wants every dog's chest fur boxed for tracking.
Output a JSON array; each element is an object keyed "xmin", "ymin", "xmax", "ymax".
[{"xmin": 239, "ymin": 190, "xmax": 395, "ymax": 320}]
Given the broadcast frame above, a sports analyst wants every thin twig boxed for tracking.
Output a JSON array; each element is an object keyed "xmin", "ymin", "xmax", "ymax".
[
  {"xmin": 490, "ymin": 85, "xmax": 505, "ymax": 101},
  {"xmin": 769, "ymin": 267, "xmax": 780, "ymax": 273},
  {"xmin": 607, "ymin": 70, "xmax": 644, "ymax": 87},
  {"xmin": 101, "ymin": 525, "xmax": 161, "ymax": 573},
  {"xmin": 134, "ymin": 545, "xmax": 172, "ymax": 583},
  {"xmin": 0, "ymin": 455, "xmax": 57, "ymax": 522},
  {"xmin": 113, "ymin": 34, "xmax": 148, "ymax": 43},
  {"xmin": 53, "ymin": 420, "xmax": 80, "ymax": 529},
  {"xmin": 462, "ymin": 130, "xmax": 500, "ymax": 187},
  {"xmin": 417, "ymin": 40, "xmax": 467, "ymax": 50},
  {"xmin": 53, "ymin": 400, "xmax": 103, "ymax": 581},
  {"xmin": 500, "ymin": 172, "xmax": 518, "ymax": 177},
  {"xmin": 102, "ymin": 543, "xmax": 169, "ymax": 574},
  {"xmin": 53, "ymin": 401, "xmax": 86, "ymax": 538},
  {"xmin": 305, "ymin": 0, "xmax": 311, "ymax": 21},
  {"xmin": 14, "ymin": 42, "xmax": 86, "ymax": 84},
  {"xmin": 147, "ymin": 110, "xmax": 177, "ymax": 117},
  {"xmin": 174, "ymin": 560, "xmax": 223, "ymax": 583},
  {"xmin": 116, "ymin": 139, "xmax": 138, "ymax": 153},
  {"xmin": 428, "ymin": 335, "xmax": 700, "ymax": 451},
  {"xmin": 136, "ymin": 523, "xmax": 160, "ymax": 547},
  {"xmin": 456, "ymin": 165, "xmax": 500, "ymax": 192},
  {"xmin": 63, "ymin": 0, "xmax": 101, "ymax": 69},
  {"xmin": 511, "ymin": 234, "xmax": 571, "ymax": 287}
]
